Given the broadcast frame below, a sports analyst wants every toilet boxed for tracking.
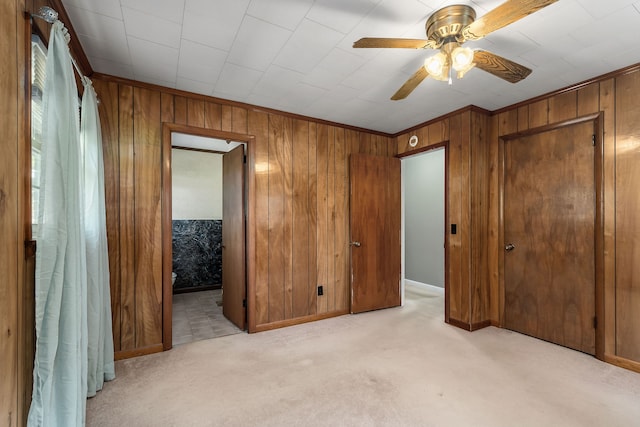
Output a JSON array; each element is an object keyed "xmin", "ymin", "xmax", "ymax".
[{"xmin": 171, "ymin": 272, "xmax": 177, "ymax": 286}]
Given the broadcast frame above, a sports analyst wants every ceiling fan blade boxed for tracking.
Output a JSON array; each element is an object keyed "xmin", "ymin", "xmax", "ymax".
[
  {"xmin": 462, "ymin": 0, "xmax": 558, "ymax": 41},
  {"xmin": 473, "ymin": 50, "xmax": 532, "ymax": 83},
  {"xmin": 391, "ymin": 67, "xmax": 429, "ymax": 100},
  {"xmin": 353, "ymin": 38, "xmax": 437, "ymax": 49}
]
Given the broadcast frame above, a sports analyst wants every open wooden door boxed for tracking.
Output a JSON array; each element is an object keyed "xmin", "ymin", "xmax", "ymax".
[
  {"xmin": 504, "ymin": 120, "xmax": 597, "ymax": 354},
  {"xmin": 350, "ymin": 154, "xmax": 401, "ymax": 313},
  {"xmin": 222, "ymin": 145, "xmax": 246, "ymax": 330}
]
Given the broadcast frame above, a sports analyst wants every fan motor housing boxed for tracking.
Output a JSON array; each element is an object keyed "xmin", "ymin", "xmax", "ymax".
[{"xmin": 426, "ymin": 4, "xmax": 476, "ymax": 42}]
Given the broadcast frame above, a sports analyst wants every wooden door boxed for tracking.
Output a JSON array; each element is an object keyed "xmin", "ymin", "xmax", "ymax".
[
  {"xmin": 350, "ymin": 154, "xmax": 401, "ymax": 313},
  {"xmin": 222, "ymin": 145, "xmax": 246, "ymax": 330},
  {"xmin": 504, "ymin": 121, "xmax": 596, "ymax": 354}
]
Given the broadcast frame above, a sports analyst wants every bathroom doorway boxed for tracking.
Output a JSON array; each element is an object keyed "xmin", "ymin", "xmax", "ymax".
[{"xmin": 161, "ymin": 125, "xmax": 256, "ymax": 349}]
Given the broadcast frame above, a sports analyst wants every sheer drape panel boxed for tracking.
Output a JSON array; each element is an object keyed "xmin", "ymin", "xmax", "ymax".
[
  {"xmin": 28, "ymin": 21, "xmax": 88, "ymax": 427},
  {"xmin": 81, "ymin": 77, "xmax": 116, "ymax": 397}
]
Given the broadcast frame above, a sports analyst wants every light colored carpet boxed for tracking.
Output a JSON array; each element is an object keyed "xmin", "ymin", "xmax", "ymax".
[{"xmin": 87, "ymin": 285, "xmax": 640, "ymax": 426}]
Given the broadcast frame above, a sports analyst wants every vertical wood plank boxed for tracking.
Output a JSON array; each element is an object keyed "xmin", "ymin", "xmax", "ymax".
[
  {"xmin": 118, "ymin": 85, "xmax": 135, "ymax": 351},
  {"xmin": 459, "ymin": 111, "xmax": 471, "ymax": 325},
  {"xmin": 359, "ymin": 132, "xmax": 372, "ymax": 155},
  {"xmin": 268, "ymin": 114, "xmax": 285, "ymax": 322},
  {"xmin": 470, "ymin": 112, "xmax": 490, "ymax": 324},
  {"xmin": 248, "ymin": 110, "xmax": 270, "ymax": 326},
  {"xmin": 282, "ymin": 118, "xmax": 294, "ymax": 319},
  {"xmin": 498, "ymin": 109, "xmax": 518, "ymax": 136},
  {"xmin": 174, "ymin": 96, "xmax": 187, "ymax": 126},
  {"xmin": 187, "ymin": 98, "xmax": 205, "ymax": 128},
  {"xmin": 334, "ymin": 127, "xmax": 348, "ymax": 311},
  {"xmin": 548, "ymin": 90, "xmax": 577, "ymax": 123},
  {"xmin": 205, "ymin": 102, "xmax": 222, "ymax": 130},
  {"xmin": 222, "ymin": 105, "xmax": 233, "ymax": 132},
  {"xmin": 327, "ymin": 126, "xmax": 336, "ymax": 312},
  {"xmin": 94, "ymin": 79, "xmax": 121, "ymax": 350},
  {"xmin": 308, "ymin": 122, "xmax": 318, "ymax": 315},
  {"xmin": 232, "ymin": 106, "xmax": 248, "ymax": 134},
  {"xmin": 517, "ymin": 105, "xmax": 529, "ymax": 132},
  {"xmin": 428, "ymin": 120, "xmax": 448, "ymax": 144},
  {"xmin": 0, "ymin": 0, "xmax": 20, "ymax": 420},
  {"xmin": 528, "ymin": 99, "xmax": 549, "ymax": 128},
  {"xmin": 316, "ymin": 124, "xmax": 329, "ymax": 314},
  {"xmin": 578, "ymin": 83, "xmax": 600, "ymax": 116},
  {"xmin": 133, "ymin": 87, "xmax": 163, "ymax": 348},
  {"xmin": 487, "ymin": 114, "xmax": 501, "ymax": 323},
  {"xmin": 599, "ymin": 78, "xmax": 615, "ymax": 356},
  {"xmin": 615, "ymin": 71, "xmax": 640, "ymax": 360},
  {"xmin": 447, "ymin": 113, "xmax": 464, "ymax": 323},
  {"xmin": 160, "ymin": 92, "xmax": 174, "ymax": 123},
  {"xmin": 292, "ymin": 120, "xmax": 310, "ymax": 317}
]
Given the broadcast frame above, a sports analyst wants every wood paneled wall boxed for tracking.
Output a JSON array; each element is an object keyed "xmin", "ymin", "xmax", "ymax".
[
  {"xmin": 93, "ymin": 76, "xmax": 396, "ymax": 356},
  {"xmin": 396, "ymin": 108, "xmax": 491, "ymax": 330},
  {"xmin": 397, "ymin": 68, "xmax": 640, "ymax": 372}
]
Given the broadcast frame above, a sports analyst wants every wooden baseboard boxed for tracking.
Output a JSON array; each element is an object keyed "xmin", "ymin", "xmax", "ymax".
[
  {"xmin": 252, "ymin": 310, "xmax": 350, "ymax": 333},
  {"xmin": 446, "ymin": 318, "xmax": 492, "ymax": 332},
  {"xmin": 115, "ymin": 344, "xmax": 164, "ymax": 361},
  {"xmin": 604, "ymin": 354, "xmax": 640, "ymax": 373}
]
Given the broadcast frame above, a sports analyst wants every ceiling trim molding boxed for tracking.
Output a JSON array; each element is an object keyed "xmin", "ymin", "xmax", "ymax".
[
  {"xmin": 92, "ymin": 72, "xmax": 395, "ymax": 138},
  {"xmin": 492, "ymin": 62, "xmax": 640, "ymax": 115},
  {"xmin": 392, "ymin": 105, "xmax": 492, "ymax": 138}
]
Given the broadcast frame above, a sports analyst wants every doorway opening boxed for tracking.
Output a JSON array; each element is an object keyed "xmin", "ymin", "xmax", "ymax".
[
  {"xmin": 162, "ymin": 124, "xmax": 256, "ymax": 350},
  {"xmin": 400, "ymin": 144, "xmax": 448, "ymax": 311}
]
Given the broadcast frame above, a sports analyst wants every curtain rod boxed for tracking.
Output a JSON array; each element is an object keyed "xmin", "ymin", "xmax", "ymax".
[{"xmin": 30, "ymin": 6, "xmax": 86, "ymax": 81}]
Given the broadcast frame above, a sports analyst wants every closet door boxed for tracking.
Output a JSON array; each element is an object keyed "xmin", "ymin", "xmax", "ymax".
[{"xmin": 504, "ymin": 121, "xmax": 596, "ymax": 354}]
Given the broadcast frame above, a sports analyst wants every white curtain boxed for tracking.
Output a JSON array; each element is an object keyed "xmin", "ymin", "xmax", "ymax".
[
  {"xmin": 29, "ymin": 21, "xmax": 88, "ymax": 426},
  {"xmin": 29, "ymin": 21, "xmax": 115, "ymax": 427},
  {"xmin": 81, "ymin": 76, "xmax": 116, "ymax": 397}
]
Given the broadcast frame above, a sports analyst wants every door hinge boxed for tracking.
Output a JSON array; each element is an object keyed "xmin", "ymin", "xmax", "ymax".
[
  {"xmin": 593, "ymin": 316, "xmax": 597, "ymax": 329},
  {"xmin": 243, "ymin": 299, "xmax": 247, "ymax": 308},
  {"xmin": 243, "ymin": 154, "xmax": 247, "ymax": 164},
  {"xmin": 592, "ymin": 134, "xmax": 596, "ymax": 146}
]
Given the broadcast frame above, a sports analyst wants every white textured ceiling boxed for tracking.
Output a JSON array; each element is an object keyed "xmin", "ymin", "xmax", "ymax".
[{"xmin": 61, "ymin": 0, "xmax": 640, "ymax": 134}]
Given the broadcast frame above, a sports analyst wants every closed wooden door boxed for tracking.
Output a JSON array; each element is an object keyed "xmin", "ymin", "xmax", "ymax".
[
  {"xmin": 350, "ymin": 154, "xmax": 401, "ymax": 313},
  {"xmin": 504, "ymin": 121, "xmax": 596, "ymax": 354},
  {"xmin": 222, "ymin": 145, "xmax": 246, "ymax": 330}
]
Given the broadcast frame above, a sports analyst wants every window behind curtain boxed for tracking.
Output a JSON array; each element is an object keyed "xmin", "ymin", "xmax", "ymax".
[{"xmin": 31, "ymin": 35, "xmax": 47, "ymax": 237}]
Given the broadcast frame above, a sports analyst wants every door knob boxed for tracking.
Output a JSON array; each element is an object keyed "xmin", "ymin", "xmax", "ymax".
[
  {"xmin": 505, "ymin": 243, "xmax": 515, "ymax": 252},
  {"xmin": 350, "ymin": 241, "xmax": 361, "ymax": 247}
]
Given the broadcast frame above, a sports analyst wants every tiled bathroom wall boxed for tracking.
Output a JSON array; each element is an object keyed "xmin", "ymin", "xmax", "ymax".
[{"xmin": 172, "ymin": 219, "xmax": 222, "ymax": 292}]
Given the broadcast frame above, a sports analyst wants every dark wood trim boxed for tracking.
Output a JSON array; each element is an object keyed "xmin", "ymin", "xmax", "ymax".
[
  {"xmin": 470, "ymin": 320, "xmax": 492, "ymax": 331},
  {"xmin": 94, "ymin": 73, "xmax": 394, "ymax": 138},
  {"xmin": 446, "ymin": 317, "xmax": 472, "ymax": 331},
  {"xmin": 594, "ymin": 113, "xmax": 605, "ymax": 361},
  {"xmin": 173, "ymin": 285, "xmax": 221, "ymax": 294},
  {"xmin": 499, "ymin": 113, "xmax": 601, "ymax": 141},
  {"xmin": 604, "ymin": 354, "xmax": 640, "ymax": 374},
  {"xmin": 114, "ymin": 344, "xmax": 163, "ymax": 361},
  {"xmin": 162, "ymin": 123, "xmax": 258, "ymax": 348},
  {"xmin": 172, "ymin": 145, "xmax": 230, "ymax": 155},
  {"xmin": 392, "ymin": 105, "xmax": 491, "ymax": 138},
  {"xmin": 48, "ymin": 0, "xmax": 93, "ymax": 76},
  {"xmin": 446, "ymin": 318, "xmax": 491, "ymax": 331},
  {"xmin": 498, "ymin": 114, "xmax": 605, "ymax": 358},
  {"xmin": 493, "ymin": 63, "xmax": 640, "ymax": 115},
  {"xmin": 253, "ymin": 310, "xmax": 349, "ymax": 333},
  {"xmin": 396, "ymin": 140, "xmax": 448, "ymax": 158}
]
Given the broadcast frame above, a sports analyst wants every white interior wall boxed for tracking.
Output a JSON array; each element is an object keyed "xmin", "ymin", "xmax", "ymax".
[
  {"xmin": 402, "ymin": 148, "xmax": 445, "ymax": 288},
  {"xmin": 172, "ymin": 148, "xmax": 223, "ymax": 220}
]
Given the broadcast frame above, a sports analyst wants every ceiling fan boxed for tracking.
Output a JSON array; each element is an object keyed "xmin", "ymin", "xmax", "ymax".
[{"xmin": 353, "ymin": 0, "xmax": 558, "ymax": 100}]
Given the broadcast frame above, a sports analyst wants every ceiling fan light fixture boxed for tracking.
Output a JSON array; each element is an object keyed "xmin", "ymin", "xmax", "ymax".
[
  {"xmin": 424, "ymin": 52, "xmax": 447, "ymax": 78},
  {"xmin": 451, "ymin": 46, "xmax": 474, "ymax": 71}
]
